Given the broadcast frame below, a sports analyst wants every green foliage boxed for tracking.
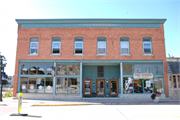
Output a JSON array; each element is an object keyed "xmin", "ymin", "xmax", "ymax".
[
  {"xmin": 153, "ymin": 87, "xmax": 157, "ymax": 93},
  {"xmin": 2, "ymin": 92, "xmax": 13, "ymax": 98},
  {"xmin": 2, "ymin": 80, "xmax": 9, "ymax": 85}
]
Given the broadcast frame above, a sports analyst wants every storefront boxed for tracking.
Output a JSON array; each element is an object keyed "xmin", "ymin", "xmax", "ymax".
[{"xmin": 18, "ymin": 60, "xmax": 165, "ymax": 99}]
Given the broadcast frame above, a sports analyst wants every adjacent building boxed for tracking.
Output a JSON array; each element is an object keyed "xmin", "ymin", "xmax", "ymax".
[
  {"xmin": 14, "ymin": 19, "xmax": 168, "ymax": 99},
  {"xmin": 167, "ymin": 58, "xmax": 180, "ymax": 99}
]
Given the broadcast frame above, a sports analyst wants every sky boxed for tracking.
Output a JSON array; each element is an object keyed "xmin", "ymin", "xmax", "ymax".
[{"xmin": 0, "ymin": 0, "xmax": 179, "ymax": 76}]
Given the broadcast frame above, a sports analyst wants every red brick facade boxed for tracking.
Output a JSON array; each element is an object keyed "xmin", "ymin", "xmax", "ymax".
[{"xmin": 13, "ymin": 23, "xmax": 168, "ymax": 97}]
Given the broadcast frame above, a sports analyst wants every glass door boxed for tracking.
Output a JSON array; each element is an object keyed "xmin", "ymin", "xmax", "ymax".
[
  {"xmin": 83, "ymin": 79, "xmax": 92, "ymax": 97},
  {"xmin": 110, "ymin": 79, "xmax": 118, "ymax": 97},
  {"xmin": 96, "ymin": 79, "xmax": 105, "ymax": 97}
]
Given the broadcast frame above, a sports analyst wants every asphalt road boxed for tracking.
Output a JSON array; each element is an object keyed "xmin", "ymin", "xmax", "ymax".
[{"xmin": 0, "ymin": 105, "xmax": 180, "ymax": 120}]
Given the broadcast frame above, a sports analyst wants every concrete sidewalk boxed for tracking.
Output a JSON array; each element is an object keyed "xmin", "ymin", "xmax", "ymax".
[{"xmin": 0, "ymin": 97, "xmax": 179, "ymax": 106}]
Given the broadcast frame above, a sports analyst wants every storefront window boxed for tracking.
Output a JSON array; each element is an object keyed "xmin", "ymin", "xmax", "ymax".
[
  {"xmin": 46, "ymin": 64, "xmax": 54, "ymax": 75},
  {"xmin": 68, "ymin": 65, "xmax": 80, "ymax": 75},
  {"xmin": 57, "ymin": 65, "xmax": 67, "ymax": 75},
  {"xmin": 154, "ymin": 77, "xmax": 164, "ymax": 93},
  {"xmin": 153, "ymin": 64, "xmax": 162, "ymax": 75},
  {"xmin": 37, "ymin": 77, "xmax": 44, "ymax": 93},
  {"xmin": 21, "ymin": 64, "xmax": 29, "ymax": 74},
  {"xmin": 144, "ymin": 79, "xmax": 153, "ymax": 93},
  {"xmin": 56, "ymin": 78, "xmax": 67, "ymax": 93},
  {"xmin": 20, "ymin": 77, "xmax": 28, "ymax": 92},
  {"xmin": 123, "ymin": 64, "xmax": 132, "ymax": 75},
  {"xmin": 68, "ymin": 78, "xmax": 80, "ymax": 93},
  {"xmin": 133, "ymin": 65, "xmax": 142, "ymax": 73},
  {"xmin": 143, "ymin": 65, "xmax": 152, "ymax": 73},
  {"xmin": 133, "ymin": 79, "xmax": 143, "ymax": 93},
  {"xmin": 45, "ymin": 77, "xmax": 53, "ymax": 93},
  {"xmin": 37, "ymin": 64, "xmax": 45, "ymax": 75},
  {"xmin": 28, "ymin": 77, "xmax": 36, "ymax": 93},
  {"xmin": 123, "ymin": 77, "xmax": 133, "ymax": 93},
  {"xmin": 29, "ymin": 64, "xmax": 37, "ymax": 75}
]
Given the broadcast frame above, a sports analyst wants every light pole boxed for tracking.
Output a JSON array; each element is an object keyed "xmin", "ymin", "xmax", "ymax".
[{"xmin": 0, "ymin": 52, "xmax": 7, "ymax": 101}]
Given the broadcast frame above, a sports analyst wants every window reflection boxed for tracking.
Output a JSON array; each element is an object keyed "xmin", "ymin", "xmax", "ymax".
[
  {"xmin": 57, "ymin": 65, "xmax": 67, "ymax": 75},
  {"xmin": 38, "ymin": 64, "xmax": 45, "ymax": 75},
  {"xmin": 56, "ymin": 78, "xmax": 67, "ymax": 93},
  {"xmin": 29, "ymin": 65, "xmax": 37, "ymax": 74},
  {"xmin": 68, "ymin": 78, "xmax": 80, "ymax": 93},
  {"xmin": 68, "ymin": 65, "xmax": 80, "ymax": 75},
  {"xmin": 123, "ymin": 77, "xmax": 133, "ymax": 93},
  {"xmin": 45, "ymin": 78, "xmax": 53, "ymax": 93},
  {"xmin": 28, "ymin": 77, "xmax": 36, "ymax": 93},
  {"xmin": 37, "ymin": 77, "xmax": 44, "ymax": 93},
  {"xmin": 46, "ymin": 64, "xmax": 54, "ymax": 75},
  {"xmin": 21, "ymin": 64, "xmax": 28, "ymax": 74},
  {"xmin": 20, "ymin": 77, "xmax": 28, "ymax": 92},
  {"xmin": 154, "ymin": 77, "xmax": 164, "ymax": 93}
]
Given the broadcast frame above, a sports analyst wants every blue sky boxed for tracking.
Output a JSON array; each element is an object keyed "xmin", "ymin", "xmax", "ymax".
[{"xmin": 0, "ymin": 0, "xmax": 179, "ymax": 76}]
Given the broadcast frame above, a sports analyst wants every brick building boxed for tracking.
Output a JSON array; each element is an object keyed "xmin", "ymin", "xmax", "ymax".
[{"xmin": 14, "ymin": 19, "xmax": 168, "ymax": 99}]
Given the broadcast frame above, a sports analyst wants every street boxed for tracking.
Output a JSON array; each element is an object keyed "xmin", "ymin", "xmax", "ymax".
[{"xmin": 1, "ymin": 104, "xmax": 180, "ymax": 120}]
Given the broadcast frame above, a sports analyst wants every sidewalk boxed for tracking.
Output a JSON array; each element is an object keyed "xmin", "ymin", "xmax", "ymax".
[{"xmin": 0, "ymin": 97, "xmax": 179, "ymax": 106}]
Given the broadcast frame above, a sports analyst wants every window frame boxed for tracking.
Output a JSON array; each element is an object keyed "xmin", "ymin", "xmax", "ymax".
[
  {"xmin": 120, "ymin": 37, "xmax": 130, "ymax": 55},
  {"xmin": 97, "ymin": 37, "xmax": 106, "ymax": 55},
  {"xmin": 29, "ymin": 38, "xmax": 39, "ymax": 55},
  {"xmin": 172, "ymin": 75, "xmax": 180, "ymax": 89},
  {"xmin": 143, "ymin": 38, "xmax": 152, "ymax": 55},
  {"xmin": 52, "ymin": 37, "xmax": 61, "ymax": 55},
  {"xmin": 74, "ymin": 37, "xmax": 84, "ymax": 55}
]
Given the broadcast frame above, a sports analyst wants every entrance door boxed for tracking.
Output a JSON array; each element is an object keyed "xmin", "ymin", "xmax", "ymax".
[
  {"xmin": 96, "ymin": 79, "xmax": 105, "ymax": 97},
  {"xmin": 110, "ymin": 79, "xmax": 118, "ymax": 97},
  {"xmin": 83, "ymin": 79, "xmax": 92, "ymax": 97}
]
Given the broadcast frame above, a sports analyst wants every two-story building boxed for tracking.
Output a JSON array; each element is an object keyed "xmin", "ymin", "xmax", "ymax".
[{"xmin": 14, "ymin": 19, "xmax": 168, "ymax": 100}]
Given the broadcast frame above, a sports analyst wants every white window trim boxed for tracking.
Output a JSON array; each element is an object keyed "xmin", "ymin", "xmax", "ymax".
[
  {"xmin": 52, "ymin": 41, "xmax": 61, "ymax": 55},
  {"xmin": 74, "ymin": 41, "xmax": 83, "ymax": 55},
  {"xmin": 120, "ymin": 41, "xmax": 129, "ymax": 55},
  {"xmin": 143, "ymin": 41, "xmax": 152, "ymax": 55},
  {"xmin": 30, "ymin": 42, "xmax": 39, "ymax": 55},
  {"xmin": 97, "ymin": 41, "xmax": 106, "ymax": 55}
]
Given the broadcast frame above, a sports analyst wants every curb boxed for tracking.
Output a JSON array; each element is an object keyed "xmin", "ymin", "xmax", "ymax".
[{"xmin": 33, "ymin": 103, "xmax": 87, "ymax": 106}]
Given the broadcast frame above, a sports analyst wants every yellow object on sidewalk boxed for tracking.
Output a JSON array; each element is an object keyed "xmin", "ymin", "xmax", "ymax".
[{"xmin": 18, "ymin": 93, "xmax": 23, "ymax": 114}]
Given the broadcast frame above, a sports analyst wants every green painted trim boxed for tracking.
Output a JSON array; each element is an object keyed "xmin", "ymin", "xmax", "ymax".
[{"xmin": 16, "ymin": 19, "xmax": 166, "ymax": 24}]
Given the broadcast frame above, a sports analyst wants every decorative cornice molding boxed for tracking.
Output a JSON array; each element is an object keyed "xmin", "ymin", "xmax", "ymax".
[
  {"xmin": 20, "ymin": 23, "xmax": 161, "ymax": 28},
  {"xmin": 16, "ymin": 19, "xmax": 166, "ymax": 24}
]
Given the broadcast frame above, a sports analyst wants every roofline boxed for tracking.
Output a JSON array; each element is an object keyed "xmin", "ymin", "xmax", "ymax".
[{"xmin": 15, "ymin": 19, "xmax": 166, "ymax": 24}]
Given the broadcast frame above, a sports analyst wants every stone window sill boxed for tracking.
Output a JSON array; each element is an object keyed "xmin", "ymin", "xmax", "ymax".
[
  {"xmin": 120, "ymin": 54, "xmax": 131, "ymax": 56},
  {"xmin": 50, "ymin": 54, "xmax": 61, "ymax": 56}
]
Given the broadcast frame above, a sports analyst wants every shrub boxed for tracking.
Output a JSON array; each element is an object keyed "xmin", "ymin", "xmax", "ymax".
[{"xmin": 2, "ymin": 92, "xmax": 13, "ymax": 98}]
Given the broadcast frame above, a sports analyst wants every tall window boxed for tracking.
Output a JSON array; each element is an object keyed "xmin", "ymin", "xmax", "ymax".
[
  {"xmin": 98, "ymin": 66, "xmax": 104, "ymax": 77},
  {"xmin": 120, "ymin": 37, "xmax": 129, "ymax": 54},
  {"xmin": 97, "ymin": 37, "xmax": 106, "ymax": 55},
  {"xmin": 143, "ymin": 38, "xmax": 152, "ymax": 55},
  {"xmin": 74, "ymin": 37, "xmax": 83, "ymax": 54},
  {"xmin": 52, "ymin": 37, "xmax": 61, "ymax": 54},
  {"xmin": 173, "ymin": 75, "xmax": 180, "ymax": 88},
  {"xmin": 30, "ymin": 38, "xmax": 39, "ymax": 55}
]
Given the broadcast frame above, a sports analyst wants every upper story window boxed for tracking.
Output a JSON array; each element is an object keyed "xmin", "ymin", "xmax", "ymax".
[
  {"xmin": 120, "ymin": 37, "xmax": 129, "ymax": 55},
  {"xmin": 97, "ymin": 37, "xmax": 106, "ymax": 55},
  {"xmin": 52, "ymin": 37, "xmax": 61, "ymax": 54},
  {"xmin": 30, "ymin": 38, "xmax": 39, "ymax": 55},
  {"xmin": 143, "ymin": 38, "xmax": 152, "ymax": 55},
  {"xmin": 74, "ymin": 37, "xmax": 83, "ymax": 54}
]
